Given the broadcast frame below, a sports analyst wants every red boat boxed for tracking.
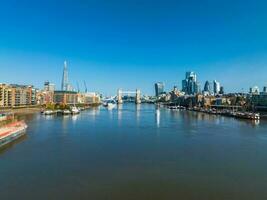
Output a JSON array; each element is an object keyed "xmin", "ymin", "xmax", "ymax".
[{"xmin": 0, "ymin": 116, "xmax": 28, "ymax": 148}]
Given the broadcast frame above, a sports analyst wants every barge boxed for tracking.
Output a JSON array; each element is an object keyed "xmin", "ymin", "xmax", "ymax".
[
  {"xmin": 0, "ymin": 114, "xmax": 27, "ymax": 148},
  {"xmin": 187, "ymin": 107, "xmax": 260, "ymax": 120}
]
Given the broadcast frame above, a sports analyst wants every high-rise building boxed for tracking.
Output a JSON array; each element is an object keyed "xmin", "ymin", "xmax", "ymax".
[
  {"xmin": 213, "ymin": 80, "xmax": 220, "ymax": 94},
  {"xmin": 250, "ymin": 86, "xmax": 260, "ymax": 95},
  {"xmin": 204, "ymin": 81, "xmax": 211, "ymax": 94},
  {"xmin": 186, "ymin": 72, "xmax": 197, "ymax": 81},
  {"xmin": 182, "ymin": 71, "xmax": 200, "ymax": 95},
  {"xmin": 155, "ymin": 82, "xmax": 164, "ymax": 97},
  {"xmin": 44, "ymin": 81, "xmax": 55, "ymax": 92},
  {"xmin": 61, "ymin": 60, "xmax": 69, "ymax": 91},
  {"xmin": 219, "ymin": 86, "xmax": 224, "ymax": 95}
]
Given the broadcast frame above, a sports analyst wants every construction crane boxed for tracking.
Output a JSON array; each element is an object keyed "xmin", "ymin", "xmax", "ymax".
[
  {"xmin": 76, "ymin": 81, "xmax": 80, "ymax": 92},
  {"xmin": 83, "ymin": 81, "xmax": 88, "ymax": 93}
]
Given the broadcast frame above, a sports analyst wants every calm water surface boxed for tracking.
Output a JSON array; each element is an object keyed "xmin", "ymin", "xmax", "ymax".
[{"xmin": 1, "ymin": 104, "xmax": 267, "ymax": 200}]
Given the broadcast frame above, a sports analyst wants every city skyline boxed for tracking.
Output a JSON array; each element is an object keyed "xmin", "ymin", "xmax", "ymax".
[
  {"xmin": 0, "ymin": 59, "xmax": 266, "ymax": 95},
  {"xmin": 1, "ymin": 0, "xmax": 267, "ymax": 95}
]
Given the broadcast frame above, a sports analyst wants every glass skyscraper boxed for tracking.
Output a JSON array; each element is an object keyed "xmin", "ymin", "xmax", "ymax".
[
  {"xmin": 213, "ymin": 80, "xmax": 220, "ymax": 94},
  {"xmin": 204, "ymin": 81, "xmax": 211, "ymax": 94},
  {"xmin": 155, "ymin": 82, "xmax": 164, "ymax": 97},
  {"xmin": 182, "ymin": 71, "xmax": 200, "ymax": 95}
]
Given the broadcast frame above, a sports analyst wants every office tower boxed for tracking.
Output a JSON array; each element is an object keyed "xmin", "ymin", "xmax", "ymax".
[
  {"xmin": 182, "ymin": 71, "xmax": 200, "ymax": 95},
  {"xmin": 219, "ymin": 86, "xmax": 224, "ymax": 94},
  {"xmin": 196, "ymin": 82, "xmax": 201, "ymax": 94},
  {"xmin": 213, "ymin": 80, "xmax": 220, "ymax": 94},
  {"xmin": 155, "ymin": 82, "xmax": 164, "ymax": 97},
  {"xmin": 250, "ymin": 86, "xmax": 260, "ymax": 95},
  {"xmin": 204, "ymin": 81, "xmax": 211, "ymax": 94}
]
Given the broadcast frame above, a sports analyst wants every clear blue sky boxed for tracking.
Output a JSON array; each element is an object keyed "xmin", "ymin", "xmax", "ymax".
[{"xmin": 0, "ymin": 0, "xmax": 267, "ymax": 95}]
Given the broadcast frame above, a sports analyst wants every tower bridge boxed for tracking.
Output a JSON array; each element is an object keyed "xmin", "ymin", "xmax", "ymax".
[{"xmin": 117, "ymin": 89, "xmax": 141, "ymax": 104}]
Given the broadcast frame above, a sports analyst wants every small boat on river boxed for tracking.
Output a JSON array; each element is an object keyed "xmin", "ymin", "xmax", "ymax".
[{"xmin": 0, "ymin": 113, "xmax": 27, "ymax": 148}]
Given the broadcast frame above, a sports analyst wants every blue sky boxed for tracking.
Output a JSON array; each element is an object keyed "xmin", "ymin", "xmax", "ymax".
[{"xmin": 0, "ymin": 0, "xmax": 267, "ymax": 95}]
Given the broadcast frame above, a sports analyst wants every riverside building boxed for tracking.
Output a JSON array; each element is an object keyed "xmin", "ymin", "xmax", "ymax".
[
  {"xmin": 53, "ymin": 91, "xmax": 78, "ymax": 105},
  {"xmin": 0, "ymin": 84, "xmax": 36, "ymax": 107},
  {"xmin": 250, "ymin": 86, "xmax": 267, "ymax": 111}
]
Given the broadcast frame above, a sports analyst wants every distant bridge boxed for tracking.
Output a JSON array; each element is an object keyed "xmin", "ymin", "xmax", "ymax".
[{"xmin": 117, "ymin": 89, "xmax": 141, "ymax": 104}]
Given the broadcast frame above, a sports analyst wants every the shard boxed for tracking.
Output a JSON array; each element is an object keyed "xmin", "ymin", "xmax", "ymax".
[{"xmin": 61, "ymin": 60, "xmax": 69, "ymax": 91}]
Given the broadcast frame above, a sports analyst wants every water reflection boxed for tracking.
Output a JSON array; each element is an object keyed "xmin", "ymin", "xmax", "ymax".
[
  {"xmin": 2, "ymin": 104, "xmax": 267, "ymax": 200},
  {"xmin": 155, "ymin": 108, "xmax": 160, "ymax": 127},
  {"xmin": 253, "ymin": 120, "xmax": 260, "ymax": 126},
  {"xmin": 43, "ymin": 115, "xmax": 55, "ymax": 120},
  {"xmin": 136, "ymin": 104, "xmax": 141, "ymax": 125},
  {"xmin": 117, "ymin": 104, "xmax": 123, "ymax": 125},
  {"xmin": 71, "ymin": 114, "xmax": 78, "ymax": 122},
  {"xmin": 86, "ymin": 107, "xmax": 100, "ymax": 122}
]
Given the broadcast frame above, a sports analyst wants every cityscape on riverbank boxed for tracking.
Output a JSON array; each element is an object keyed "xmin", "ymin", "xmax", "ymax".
[
  {"xmin": 0, "ymin": 60, "xmax": 266, "ymax": 116},
  {"xmin": 2, "ymin": 1, "xmax": 267, "ymax": 199}
]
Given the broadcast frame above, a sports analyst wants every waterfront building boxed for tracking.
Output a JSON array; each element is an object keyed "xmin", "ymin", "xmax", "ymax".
[
  {"xmin": 215, "ymin": 97, "xmax": 228, "ymax": 106},
  {"xmin": 31, "ymin": 88, "xmax": 38, "ymax": 105},
  {"xmin": 213, "ymin": 80, "xmax": 220, "ymax": 94},
  {"xmin": 155, "ymin": 82, "xmax": 164, "ymax": 97},
  {"xmin": 182, "ymin": 71, "xmax": 200, "ymax": 95},
  {"xmin": 263, "ymin": 86, "xmax": 267, "ymax": 93},
  {"xmin": 202, "ymin": 96, "xmax": 216, "ymax": 108},
  {"xmin": 0, "ymin": 84, "xmax": 12, "ymax": 107},
  {"xmin": 77, "ymin": 92, "xmax": 100, "ymax": 104},
  {"xmin": 44, "ymin": 81, "xmax": 55, "ymax": 92},
  {"xmin": 169, "ymin": 86, "xmax": 182, "ymax": 102},
  {"xmin": 250, "ymin": 92, "xmax": 267, "ymax": 111},
  {"xmin": 84, "ymin": 92, "xmax": 101, "ymax": 104},
  {"xmin": 54, "ymin": 91, "xmax": 78, "ymax": 105},
  {"xmin": 0, "ymin": 84, "xmax": 36, "ymax": 107},
  {"xmin": 11, "ymin": 84, "xmax": 33, "ymax": 106},
  {"xmin": 36, "ymin": 90, "xmax": 54, "ymax": 105},
  {"xmin": 249, "ymin": 86, "xmax": 260, "ymax": 95}
]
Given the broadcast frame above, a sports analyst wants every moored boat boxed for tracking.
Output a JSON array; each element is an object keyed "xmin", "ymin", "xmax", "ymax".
[
  {"xmin": 0, "ymin": 114, "xmax": 28, "ymax": 148},
  {"xmin": 43, "ymin": 110, "xmax": 56, "ymax": 115},
  {"xmin": 107, "ymin": 102, "xmax": 116, "ymax": 110},
  {"xmin": 103, "ymin": 100, "xmax": 116, "ymax": 109},
  {"xmin": 63, "ymin": 109, "xmax": 71, "ymax": 115},
  {"xmin": 71, "ymin": 107, "xmax": 80, "ymax": 114}
]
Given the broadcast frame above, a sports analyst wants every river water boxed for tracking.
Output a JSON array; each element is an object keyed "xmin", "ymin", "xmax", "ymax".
[{"xmin": 1, "ymin": 103, "xmax": 267, "ymax": 200}]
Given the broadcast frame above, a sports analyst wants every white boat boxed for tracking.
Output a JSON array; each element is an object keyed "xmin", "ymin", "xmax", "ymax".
[
  {"xmin": 71, "ymin": 107, "xmax": 80, "ymax": 115},
  {"xmin": 107, "ymin": 103, "xmax": 116, "ymax": 110},
  {"xmin": 102, "ymin": 102, "xmax": 108, "ymax": 107},
  {"xmin": 44, "ymin": 110, "xmax": 55, "ymax": 115},
  {"xmin": 103, "ymin": 100, "xmax": 116, "ymax": 110},
  {"xmin": 63, "ymin": 110, "xmax": 71, "ymax": 115}
]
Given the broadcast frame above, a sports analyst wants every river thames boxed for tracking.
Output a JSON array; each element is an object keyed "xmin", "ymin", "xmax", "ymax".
[{"xmin": 1, "ymin": 103, "xmax": 267, "ymax": 200}]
